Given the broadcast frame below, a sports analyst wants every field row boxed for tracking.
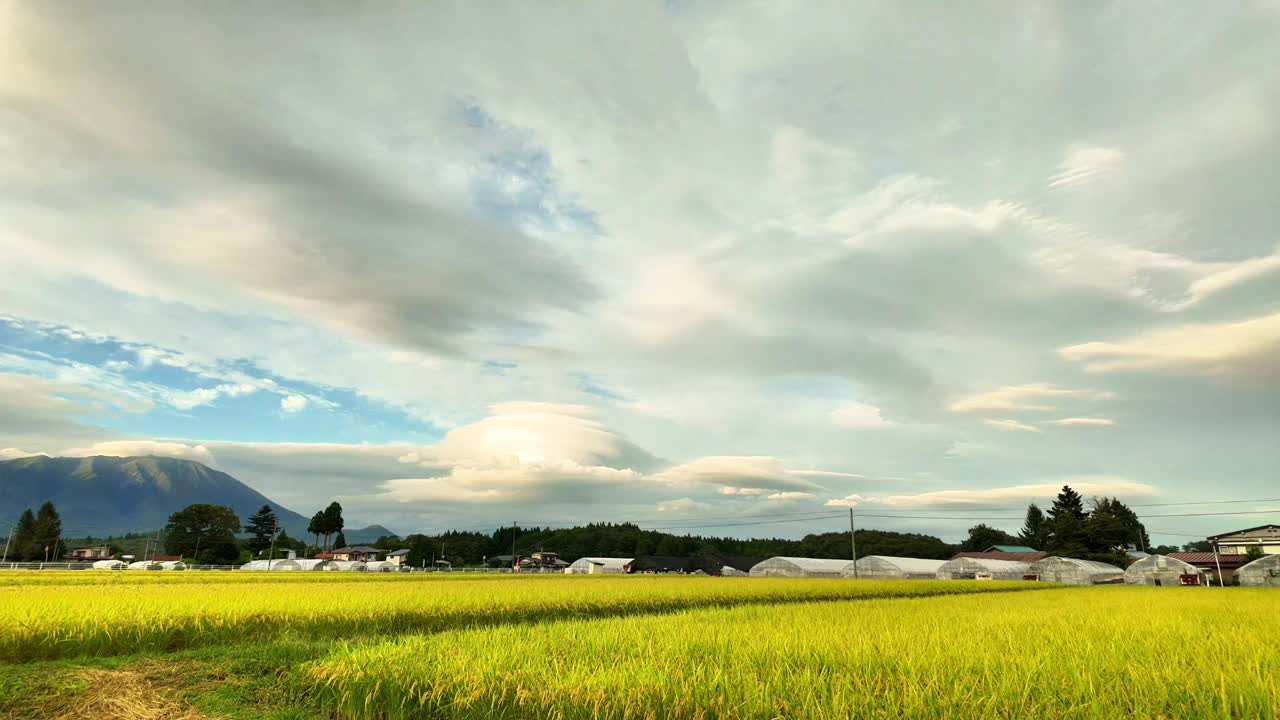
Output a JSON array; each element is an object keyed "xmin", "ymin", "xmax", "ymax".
[
  {"xmin": 308, "ymin": 588, "xmax": 1280, "ymax": 720},
  {"xmin": 0, "ymin": 576, "xmax": 1053, "ymax": 662}
]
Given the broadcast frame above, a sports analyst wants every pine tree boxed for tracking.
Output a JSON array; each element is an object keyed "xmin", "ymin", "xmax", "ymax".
[
  {"xmin": 9, "ymin": 509, "xmax": 37, "ymax": 561},
  {"xmin": 307, "ymin": 512, "xmax": 324, "ymax": 549},
  {"xmin": 245, "ymin": 505, "xmax": 278, "ymax": 554},
  {"xmin": 1046, "ymin": 485, "xmax": 1088, "ymax": 556},
  {"xmin": 1017, "ymin": 503, "xmax": 1049, "ymax": 550},
  {"xmin": 33, "ymin": 501, "xmax": 63, "ymax": 562},
  {"xmin": 322, "ymin": 502, "xmax": 344, "ymax": 550},
  {"xmin": 333, "ymin": 530, "xmax": 347, "ymax": 550}
]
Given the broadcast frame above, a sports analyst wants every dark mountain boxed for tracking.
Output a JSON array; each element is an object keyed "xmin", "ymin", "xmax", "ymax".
[{"xmin": 0, "ymin": 455, "xmax": 391, "ymax": 542}]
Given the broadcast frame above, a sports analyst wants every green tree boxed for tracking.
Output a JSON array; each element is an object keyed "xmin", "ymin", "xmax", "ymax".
[
  {"xmin": 307, "ymin": 512, "xmax": 324, "ymax": 549},
  {"xmin": 1182, "ymin": 540, "xmax": 1212, "ymax": 552},
  {"xmin": 244, "ymin": 505, "xmax": 279, "ymax": 554},
  {"xmin": 1243, "ymin": 546, "xmax": 1266, "ymax": 562},
  {"xmin": 9, "ymin": 508, "xmax": 37, "ymax": 561},
  {"xmin": 1017, "ymin": 504, "xmax": 1049, "ymax": 550},
  {"xmin": 333, "ymin": 530, "xmax": 347, "ymax": 549},
  {"xmin": 959, "ymin": 524, "xmax": 1017, "ymax": 552},
  {"xmin": 33, "ymin": 501, "xmax": 63, "ymax": 561},
  {"xmin": 1083, "ymin": 497, "xmax": 1149, "ymax": 557},
  {"xmin": 1046, "ymin": 485, "xmax": 1089, "ymax": 556},
  {"xmin": 164, "ymin": 504, "xmax": 241, "ymax": 564},
  {"xmin": 321, "ymin": 502, "xmax": 344, "ymax": 550}
]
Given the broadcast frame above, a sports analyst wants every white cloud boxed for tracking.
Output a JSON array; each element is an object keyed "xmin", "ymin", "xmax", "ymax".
[
  {"xmin": 949, "ymin": 384, "xmax": 1111, "ymax": 413},
  {"xmin": 652, "ymin": 456, "xmax": 822, "ymax": 492},
  {"xmin": 657, "ymin": 497, "xmax": 712, "ymax": 513},
  {"xmin": 872, "ymin": 479, "xmax": 1157, "ymax": 508},
  {"xmin": 1046, "ymin": 418, "xmax": 1114, "ymax": 427},
  {"xmin": 1048, "ymin": 146, "xmax": 1124, "ymax": 189},
  {"xmin": 765, "ymin": 491, "xmax": 816, "ymax": 502},
  {"xmin": 280, "ymin": 395, "xmax": 309, "ymax": 413},
  {"xmin": 824, "ymin": 494, "xmax": 865, "ymax": 508},
  {"xmin": 0, "ymin": 448, "xmax": 41, "ymax": 461},
  {"xmin": 984, "ymin": 419, "xmax": 1042, "ymax": 433},
  {"xmin": 62, "ymin": 440, "xmax": 218, "ymax": 467},
  {"xmin": 1060, "ymin": 312, "xmax": 1280, "ymax": 376},
  {"xmin": 830, "ymin": 401, "xmax": 890, "ymax": 428}
]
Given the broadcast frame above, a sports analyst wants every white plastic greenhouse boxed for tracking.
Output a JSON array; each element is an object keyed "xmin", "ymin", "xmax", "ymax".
[
  {"xmin": 1234, "ymin": 554, "xmax": 1280, "ymax": 587},
  {"xmin": 748, "ymin": 557, "xmax": 854, "ymax": 578},
  {"xmin": 329, "ymin": 560, "xmax": 368, "ymax": 572},
  {"xmin": 1123, "ymin": 554, "xmax": 1206, "ymax": 586},
  {"xmin": 364, "ymin": 561, "xmax": 398, "ymax": 572},
  {"xmin": 935, "ymin": 557, "xmax": 1032, "ymax": 580},
  {"xmin": 565, "ymin": 557, "xmax": 632, "ymax": 575},
  {"xmin": 157, "ymin": 560, "xmax": 187, "ymax": 571},
  {"xmin": 1029, "ymin": 557, "xmax": 1123, "ymax": 585},
  {"xmin": 296, "ymin": 559, "xmax": 334, "ymax": 571},
  {"xmin": 240, "ymin": 559, "xmax": 303, "ymax": 571},
  {"xmin": 127, "ymin": 560, "xmax": 163, "ymax": 570},
  {"xmin": 844, "ymin": 556, "xmax": 945, "ymax": 580},
  {"xmin": 92, "ymin": 559, "xmax": 125, "ymax": 570}
]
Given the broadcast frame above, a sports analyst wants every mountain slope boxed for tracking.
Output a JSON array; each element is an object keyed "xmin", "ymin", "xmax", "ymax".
[{"xmin": 0, "ymin": 455, "xmax": 390, "ymax": 541}]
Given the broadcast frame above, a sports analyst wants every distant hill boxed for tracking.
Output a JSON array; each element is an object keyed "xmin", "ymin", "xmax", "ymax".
[{"xmin": 0, "ymin": 455, "xmax": 392, "ymax": 542}]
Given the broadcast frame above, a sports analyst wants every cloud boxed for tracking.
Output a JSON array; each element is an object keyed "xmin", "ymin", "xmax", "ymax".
[
  {"xmin": 1060, "ymin": 312, "xmax": 1280, "ymax": 377},
  {"xmin": 0, "ymin": 448, "xmax": 41, "ymax": 461},
  {"xmin": 1048, "ymin": 146, "xmax": 1124, "ymax": 189},
  {"xmin": 872, "ymin": 479, "xmax": 1157, "ymax": 508},
  {"xmin": 280, "ymin": 395, "xmax": 309, "ymax": 413},
  {"xmin": 949, "ymin": 384, "xmax": 1111, "ymax": 413},
  {"xmin": 824, "ymin": 494, "xmax": 865, "ymax": 508},
  {"xmin": 983, "ymin": 419, "xmax": 1041, "ymax": 433},
  {"xmin": 1046, "ymin": 418, "xmax": 1114, "ymax": 427},
  {"xmin": 652, "ymin": 456, "xmax": 822, "ymax": 492},
  {"xmin": 830, "ymin": 401, "xmax": 890, "ymax": 428},
  {"xmin": 657, "ymin": 497, "xmax": 712, "ymax": 513},
  {"xmin": 765, "ymin": 491, "xmax": 816, "ymax": 502},
  {"xmin": 62, "ymin": 440, "xmax": 218, "ymax": 467}
]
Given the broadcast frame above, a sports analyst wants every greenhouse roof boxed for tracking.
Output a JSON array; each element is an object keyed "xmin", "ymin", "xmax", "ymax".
[
  {"xmin": 860, "ymin": 556, "xmax": 946, "ymax": 573},
  {"xmin": 769, "ymin": 557, "xmax": 855, "ymax": 571}
]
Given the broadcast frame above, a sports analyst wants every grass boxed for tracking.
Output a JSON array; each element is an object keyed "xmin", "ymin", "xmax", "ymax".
[
  {"xmin": 0, "ymin": 574, "xmax": 1046, "ymax": 662},
  {"xmin": 307, "ymin": 587, "xmax": 1280, "ymax": 719}
]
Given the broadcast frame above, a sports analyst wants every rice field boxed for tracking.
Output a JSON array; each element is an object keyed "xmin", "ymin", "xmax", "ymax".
[
  {"xmin": 0, "ymin": 573, "xmax": 1042, "ymax": 662},
  {"xmin": 309, "ymin": 587, "xmax": 1280, "ymax": 720},
  {"xmin": 1, "ymin": 573, "xmax": 1276, "ymax": 719}
]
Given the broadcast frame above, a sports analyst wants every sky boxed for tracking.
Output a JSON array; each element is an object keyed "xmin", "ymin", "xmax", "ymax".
[{"xmin": 1, "ymin": 2, "xmax": 1278, "ymax": 544}]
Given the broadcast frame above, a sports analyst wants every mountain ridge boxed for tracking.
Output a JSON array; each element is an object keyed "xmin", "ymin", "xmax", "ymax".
[{"xmin": 0, "ymin": 455, "xmax": 394, "ymax": 543}]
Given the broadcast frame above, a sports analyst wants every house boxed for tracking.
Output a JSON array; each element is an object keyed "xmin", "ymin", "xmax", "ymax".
[
  {"xmin": 952, "ymin": 551, "xmax": 1047, "ymax": 563},
  {"xmin": 982, "ymin": 545, "xmax": 1039, "ymax": 554},
  {"xmin": 1208, "ymin": 525, "xmax": 1280, "ymax": 556},
  {"xmin": 331, "ymin": 546, "xmax": 382, "ymax": 562},
  {"xmin": 386, "ymin": 549, "xmax": 410, "ymax": 567},
  {"xmin": 1168, "ymin": 552, "xmax": 1249, "ymax": 586},
  {"xmin": 520, "ymin": 551, "xmax": 569, "ymax": 569},
  {"xmin": 68, "ymin": 545, "xmax": 112, "ymax": 561}
]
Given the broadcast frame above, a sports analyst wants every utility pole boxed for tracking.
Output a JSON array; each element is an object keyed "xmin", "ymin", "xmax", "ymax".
[
  {"xmin": 193, "ymin": 535, "xmax": 202, "ymax": 567},
  {"xmin": 1, "ymin": 524, "xmax": 12, "ymax": 564},
  {"xmin": 849, "ymin": 509, "xmax": 859, "ymax": 579},
  {"xmin": 267, "ymin": 518, "xmax": 279, "ymax": 571},
  {"xmin": 511, "ymin": 523, "xmax": 518, "ymax": 573}
]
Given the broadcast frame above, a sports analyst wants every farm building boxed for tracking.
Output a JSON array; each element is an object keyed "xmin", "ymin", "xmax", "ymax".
[
  {"xmin": 365, "ymin": 561, "xmax": 399, "ymax": 572},
  {"xmin": 566, "ymin": 557, "xmax": 632, "ymax": 574},
  {"xmin": 386, "ymin": 549, "xmax": 411, "ymax": 567},
  {"xmin": 329, "ymin": 560, "xmax": 368, "ymax": 572},
  {"xmin": 1123, "ymin": 554, "xmax": 1207, "ymax": 586},
  {"xmin": 156, "ymin": 560, "xmax": 186, "ymax": 570},
  {"xmin": 1208, "ymin": 524, "xmax": 1280, "ymax": 556},
  {"xmin": 127, "ymin": 561, "xmax": 162, "ymax": 570},
  {"xmin": 936, "ymin": 557, "xmax": 1032, "ymax": 580},
  {"xmin": 951, "ymin": 551, "xmax": 1047, "ymax": 563},
  {"xmin": 92, "ymin": 559, "xmax": 125, "ymax": 570},
  {"xmin": 241, "ymin": 559, "xmax": 303, "ymax": 571},
  {"xmin": 748, "ymin": 557, "xmax": 854, "ymax": 578},
  {"xmin": 844, "ymin": 556, "xmax": 945, "ymax": 580},
  {"xmin": 1235, "ymin": 554, "xmax": 1280, "ymax": 587},
  {"xmin": 1168, "ymin": 552, "xmax": 1248, "ymax": 586},
  {"xmin": 1029, "ymin": 557, "xmax": 1123, "ymax": 585}
]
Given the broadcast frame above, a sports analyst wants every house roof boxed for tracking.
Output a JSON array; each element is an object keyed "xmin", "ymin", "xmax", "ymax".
[
  {"xmin": 334, "ymin": 546, "xmax": 380, "ymax": 553},
  {"xmin": 387, "ymin": 549, "xmax": 410, "ymax": 556},
  {"xmin": 1169, "ymin": 552, "xmax": 1249, "ymax": 567},
  {"xmin": 984, "ymin": 545, "xmax": 1039, "ymax": 553},
  {"xmin": 953, "ymin": 551, "xmax": 1047, "ymax": 562},
  {"xmin": 1207, "ymin": 524, "xmax": 1280, "ymax": 540}
]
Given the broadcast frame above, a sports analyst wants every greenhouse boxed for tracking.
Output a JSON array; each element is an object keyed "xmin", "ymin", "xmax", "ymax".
[
  {"xmin": 748, "ymin": 557, "xmax": 854, "ymax": 578},
  {"xmin": 126, "ymin": 560, "xmax": 163, "ymax": 570},
  {"xmin": 566, "ymin": 557, "xmax": 632, "ymax": 574},
  {"xmin": 935, "ymin": 557, "xmax": 1032, "ymax": 581},
  {"xmin": 240, "ymin": 559, "xmax": 303, "ymax": 571},
  {"xmin": 1123, "ymin": 554, "xmax": 1207, "ymax": 586},
  {"xmin": 1235, "ymin": 554, "xmax": 1280, "ymax": 587},
  {"xmin": 92, "ymin": 559, "xmax": 125, "ymax": 570},
  {"xmin": 1029, "ymin": 557, "xmax": 1123, "ymax": 585},
  {"xmin": 157, "ymin": 560, "xmax": 187, "ymax": 570},
  {"xmin": 329, "ymin": 560, "xmax": 368, "ymax": 572},
  {"xmin": 843, "ymin": 556, "xmax": 945, "ymax": 580},
  {"xmin": 364, "ymin": 561, "xmax": 399, "ymax": 572}
]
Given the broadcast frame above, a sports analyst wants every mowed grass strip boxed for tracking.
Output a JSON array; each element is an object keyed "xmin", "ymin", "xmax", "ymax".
[
  {"xmin": 308, "ymin": 588, "xmax": 1280, "ymax": 720},
  {"xmin": 0, "ymin": 576, "xmax": 1052, "ymax": 662}
]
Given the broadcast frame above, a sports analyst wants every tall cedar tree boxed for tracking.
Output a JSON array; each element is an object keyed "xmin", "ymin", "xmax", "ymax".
[
  {"xmin": 1046, "ymin": 485, "xmax": 1089, "ymax": 556},
  {"xmin": 9, "ymin": 508, "xmax": 37, "ymax": 561},
  {"xmin": 307, "ymin": 512, "xmax": 325, "ymax": 549},
  {"xmin": 1084, "ymin": 497, "xmax": 1149, "ymax": 555},
  {"xmin": 164, "ymin": 504, "xmax": 242, "ymax": 564},
  {"xmin": 322, "ymin": 502, "xmax": 344, "ymax": 550},
  {"xmin": 333, "ymin": 530, "xmax": 347, "ymax": 550},
  {"xmin": 1018, "ymin": 504, "xmax": 1049, "ymax": 550},
  {"xmin": 245, "ymin": 505, "xmax": 279, "ymax": 554},
  {"xmin": 33, "ymin": 501, "xmax": 63, "ymax": 561}
]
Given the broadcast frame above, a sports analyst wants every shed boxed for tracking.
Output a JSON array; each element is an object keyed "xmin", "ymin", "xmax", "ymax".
[
  {"xmin": 748, "ymin": 557, "xmax": 854, "ymax": 578},
  {"xmin": 1123, "ymin": 554, "xmax": 1207, "ymax": 586},
  {"xmin": 1168, "ymin": 552, "xmax": 1248, "ymax": 586},
  {"xmin": 92, "ymin": 559, "xmax": 126, "ymax": 570},
  {"xmin": 936, "ymin": 557, "xmax": 1031, "ymax": 580},
  {"xmin": 845, "ymin": 556, "xmax": 945, "ymax": 580},
  {"xmin": 240, "ymin": 559, "xmax": 303, "ymax": 571},
  {"xmin": 566, "ymin": 557, "xmax": 632, "ymax": 575},
  {"xmin": 126, "ymin": 561, "xmax": 162, "ymax": 571},
  {"xmin": 1235, "ymin": 554, "xmax": 1280, "ymax": 587},
  {"xmin": 1029, "ymin": 557, "xmax": 1123, "ymax": 585}
]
